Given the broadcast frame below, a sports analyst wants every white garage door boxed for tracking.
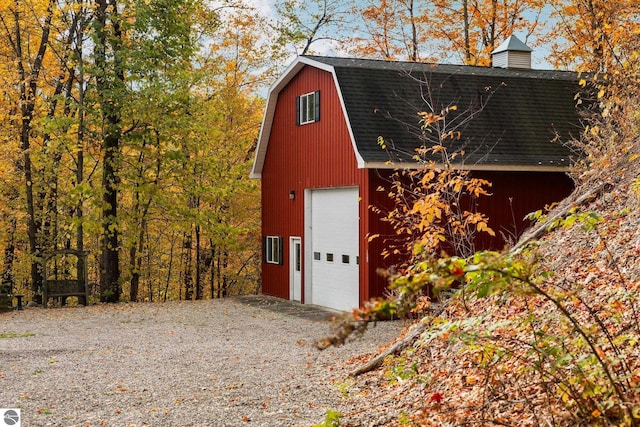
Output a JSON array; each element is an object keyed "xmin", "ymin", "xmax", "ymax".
[{"xmin": 309, "ymin": 187, "xmax": 359, "ymax": 311}]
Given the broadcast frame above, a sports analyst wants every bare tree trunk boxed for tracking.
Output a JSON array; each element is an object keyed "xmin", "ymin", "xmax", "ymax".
[
  {"xmin": 209, "ymin": 242, "xmax": 216, "ymax": 299},
  {"xmin": 163, "ymin": 231, "xmax": 176, "ymax": 302},
  {"xmin": 129, "ymin": 184, "xmax": 143, "ymax": 302},
  {"xmin": 146, "ymin": 225, "xmax": 153, "ymax": 302},
  {"xmin": 1, "ymin": 218, "xmax": 17, "ymax": 292},
  {"xmin": 183, "ymin": 231, "xmax": 194, "ymax": 300},
  {"xmin": 407, "ymin": 0, "xmax": 418, "ymax": 62},
  {"xmin": 487, "ymin": 0, "xmax": 498, "ymax": 51},
  {"xmin": 214, "ymin": 249, "xmax": 230, "ymax": 298},
  {"xmin": 129, "ymin": 221, "xmax": 145, "ymax": 302},
  {"xmin": 216, "ymin": 250, "xmax": 222, "ymax": 298},
  {"xmin": 178, "ymin": 234, "xmax": 185, "ymax": 300},
  {"xmin": 221, "ymin": 250, "xmax": 229, "ymax": 297},
  {"xmin": 72, "ymin": 5, "xmax": 88, "ymax": 286},
  {"xmin": 129, "ymin": 244, "xmax": 139, "ymax": 301},
  {"xmin": 94, "ymin": 0, "xmax": 123, "ymax": 303},
  {"xmin": 463, "ymin": 0, "xmax": 470, "ymax": 63},
  {"xmin": 195, "ymin": 224, "xmax": 203, "ymax": 300}
]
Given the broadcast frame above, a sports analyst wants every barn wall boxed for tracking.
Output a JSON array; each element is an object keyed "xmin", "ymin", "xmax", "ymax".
[
  {"xmin": 363, "ymin": 170, "xmax": 402, "ymax": 300},
  {"xmin": 473, "ymin": 171, "xmax": 574, "ymax": 249},
  {"xmin": 363, "ymin": 169, "xmax": 574, "ymax": 300},
  {"xmin": 261, "ymin": 66, "xmax": 366, "ymax": 301}
]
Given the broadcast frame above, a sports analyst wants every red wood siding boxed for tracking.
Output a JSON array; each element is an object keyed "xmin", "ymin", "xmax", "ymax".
[
  {"xmin": 363, "ymin": 170, "xmax": 400, "ymax": 300},
  {"xmin": 363, "ymin": 169, "xmax": 574, "ymax": 300},
  {"xmin": 261, "ymin": 66, "xmax": 366, "ymax": 301},
  {"xmin": 473, "ymin": 171, "xmax": 574, "ymax": 249}
]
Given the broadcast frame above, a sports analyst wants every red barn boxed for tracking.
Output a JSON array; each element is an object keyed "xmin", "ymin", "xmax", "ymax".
[{"xmin": 251, "ymin": 37, "xmax": 582, "ymax": 311}]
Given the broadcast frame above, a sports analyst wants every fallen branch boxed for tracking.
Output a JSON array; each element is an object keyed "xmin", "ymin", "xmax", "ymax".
[
  {"xmin": 513, "ymin": 181, "xmax": 609, "ymax": 252},
  {"xmin": 350, "ymin": 301, "xmax": 449, "ymax": 377},
  {"xmin": 350, "ymin": 320, "xmax": 426, "ymax": 377}
]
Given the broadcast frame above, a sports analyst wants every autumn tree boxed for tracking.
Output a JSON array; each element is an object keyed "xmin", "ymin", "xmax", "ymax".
[
  {"xmin": 104, "ymin": 0, "xmax": 264, "ymax": 303},
  {"xmin": 91, "ymin": 0, "xmax": 125, "ymax": 302},
  {"xmin": 371, "ymin": 78, "xmax": 496, "ymax": 273},
  {"xmin": 0, "ymin": 148, "xmax": 19, "ymax": 295},
  {"xmin": 0, "ymin": 0, "xmax": 280, "ymax": 305},
  {"xmin": 169, "ymin": 6, "xmax": 264, "ymax": 301},
  {"xmin": 430, "ymin": 0, "xmax": 547, "ymax": 65},
  {"xmin": 348, "ymin": 0, "xmax": 432, "ymax": 61},
  {"xmin": 103, "ymin": 3, "xmax": 265, "ymax": 302},
  {"xmin": 349, "ymin": 0, "xmax": 547, "ymax": 64},
  {"xmin": 0, "ymin": 0, "xmax": 87, "ymax": 301},
  {"xmin": 196, "ymin": 9, "xmax": 264, "ymax": 299},
  {"xmin": 550, "ymin": 0, "xmax": 640, "ymax": 74},
  {"xmin": 117, "ymin": 0, "xmax": 210, "ymax": 302},
  {"xmin": 0, "ymin": 11, "xmax": 21, "ymax": 295}
]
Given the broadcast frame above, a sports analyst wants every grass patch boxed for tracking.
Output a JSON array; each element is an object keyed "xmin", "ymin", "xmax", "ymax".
[{"xmin": 0, "ymin": 332, "xmax": 35, "ymax": 339}]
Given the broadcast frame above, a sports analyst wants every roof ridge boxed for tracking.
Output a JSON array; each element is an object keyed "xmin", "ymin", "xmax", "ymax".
[{"xmin": 300, "ymin": 55, "xmax": 579, "ymax": 79}]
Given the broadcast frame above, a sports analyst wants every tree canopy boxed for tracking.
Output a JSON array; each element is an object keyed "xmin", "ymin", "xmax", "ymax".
[{"xmin": 0, "ymin": 0, "xmax": 637, "ymax": 306}]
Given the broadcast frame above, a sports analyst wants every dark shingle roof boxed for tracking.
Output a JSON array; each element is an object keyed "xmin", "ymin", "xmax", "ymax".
[{"xmin": 304, "ymin": 56, "xmax": 585, "ymax": 170}]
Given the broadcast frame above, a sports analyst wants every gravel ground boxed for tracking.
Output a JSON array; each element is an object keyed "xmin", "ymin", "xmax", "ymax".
[{"xmin": 0, "ymin": 297, "xmax": 403, "ymax": 427}]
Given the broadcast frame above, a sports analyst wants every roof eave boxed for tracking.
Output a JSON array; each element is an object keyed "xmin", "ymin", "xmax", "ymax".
[{"xmin": 363, "ymin": 161, "xmax": 573, "ymax": 173}]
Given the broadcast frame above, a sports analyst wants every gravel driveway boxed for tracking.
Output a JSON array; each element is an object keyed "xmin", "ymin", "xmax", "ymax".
[{"xmin": 0, "ymin": 296, "xmax": 403, "ymax": 427}]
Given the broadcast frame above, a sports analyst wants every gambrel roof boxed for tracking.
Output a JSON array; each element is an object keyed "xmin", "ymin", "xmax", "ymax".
[{"xmin": 251, "ymin": 55, "xmax": 586, "ymax": 178}]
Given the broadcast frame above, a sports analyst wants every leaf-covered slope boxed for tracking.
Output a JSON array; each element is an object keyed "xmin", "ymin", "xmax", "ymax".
[{"xmin": 338, "ymin": 109, "xmax": 640, "ymax": 426}]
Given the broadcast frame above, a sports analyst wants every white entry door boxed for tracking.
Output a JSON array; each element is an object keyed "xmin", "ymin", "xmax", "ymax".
[
  {"xmin": 309, "ymin": 187, "xmax": 359, "ymax": 311},
  {"xmin": 290, "ymin": 237, "xmax": 302, "ymax": 302}
]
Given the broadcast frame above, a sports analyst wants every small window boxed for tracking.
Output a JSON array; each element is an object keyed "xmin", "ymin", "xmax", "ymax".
[
  {"xmin": 314, "ymin": 252, "xmax": 321, "ymax": 261},
  {"xmin": 295, "ymin": 243, "xmax": 301, "ymax": 272},
  {"xmin": 265, "ymin": 236, "xmax": 283, "ymax": 264},
  {"xmin": 342, "ymin": 255, "xmax": 350, "ymax": 264},
  {"xmin": 326, "ymin": 253, "xmax": 334, "ymax": 262},
  {"xmin": 296, "ymin": 91, "xmax": 320, "ymax": 125}
]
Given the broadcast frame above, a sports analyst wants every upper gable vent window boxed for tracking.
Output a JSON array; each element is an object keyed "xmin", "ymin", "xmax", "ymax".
[{"xmin": 296, "ymin": 91, "xmax": 320, "ymax": 125}]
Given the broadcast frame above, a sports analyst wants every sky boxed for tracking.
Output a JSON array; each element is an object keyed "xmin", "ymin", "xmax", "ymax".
[
  {"xmin": 236, "ymin": 0, "xmax": 557, "ymax": 69},
  {"xmin": 238, "ymin": 0, "xmax": 353, "ymax": 57}
]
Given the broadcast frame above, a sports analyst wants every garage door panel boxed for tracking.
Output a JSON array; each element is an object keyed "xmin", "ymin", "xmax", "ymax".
[
  {"xmin": 311, "ymin": 261, "xmax": 358, "ymax": 311},
  {"xmin": 310, "ymin": 188, "xmax": 359, "ymax": 312}
]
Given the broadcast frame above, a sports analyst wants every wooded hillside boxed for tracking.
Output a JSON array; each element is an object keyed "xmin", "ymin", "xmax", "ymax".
[
  {"xmin": 0, "ymin": 1, "xmax": 273, "ymax": 303},
  {"xmin": 1, "ymin": 0, "xmax": 638, "ymax": 307}
]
